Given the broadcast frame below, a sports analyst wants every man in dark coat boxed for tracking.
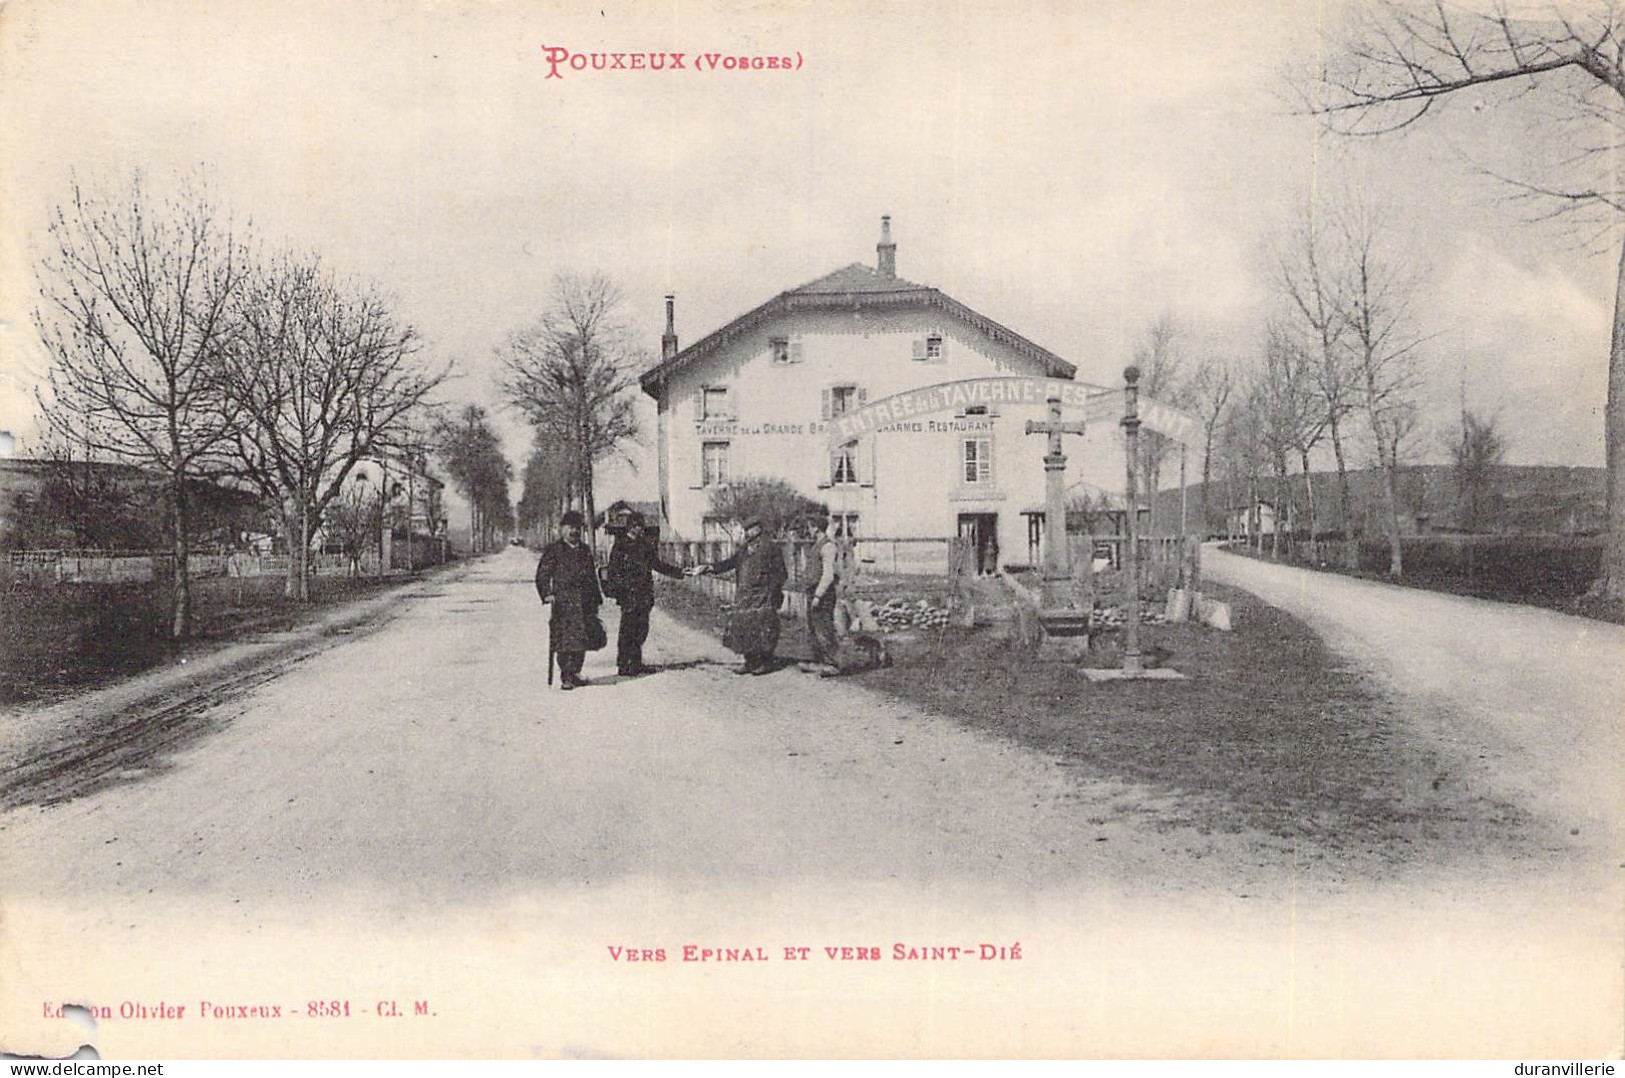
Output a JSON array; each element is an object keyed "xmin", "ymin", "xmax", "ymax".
[
  {"xmin": 695, "ymin": 515, "xmax": 787, "ymax": 675},
  {"xmin": 534, "ymin": 510, "xmax": 604, "ymax": 690},
  {"xmin": 604, "ymin": 512, "xmax": 684, "ymax": 676}
]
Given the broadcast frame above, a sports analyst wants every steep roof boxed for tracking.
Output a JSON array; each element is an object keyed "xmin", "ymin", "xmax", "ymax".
[{"xmin": 640, "ymin": 263, "xmax": 1076, "ymax": 395}]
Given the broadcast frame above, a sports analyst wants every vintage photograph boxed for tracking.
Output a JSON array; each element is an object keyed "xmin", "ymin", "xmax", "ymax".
[{"xmin": 1, "ymin": 0, "xmax": 1621, "ymax": 1060}]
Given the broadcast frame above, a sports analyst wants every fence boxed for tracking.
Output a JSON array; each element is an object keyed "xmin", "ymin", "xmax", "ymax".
[
  {"xmin": 6, "ymin": 549, "xmax": 377, "ymax": 586},
  {"xmin": 1231, "ymin": 532, "xmax": 1604, "ymax": 603}
]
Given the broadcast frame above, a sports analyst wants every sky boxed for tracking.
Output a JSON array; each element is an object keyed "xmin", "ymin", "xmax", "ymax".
[{"xmin": 1, "ymin": 0, "xmax": 1618, "ymax": 505}]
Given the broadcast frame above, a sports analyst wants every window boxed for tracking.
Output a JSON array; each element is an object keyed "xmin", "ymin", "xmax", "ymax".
[
  {"xmin": 832, "ymin": 513, "xmax": 860, "ymax": 539},
  {"xmin": 821, "ymin": 384, "xmax": 866, "ymax": 420},
  {"xmin": 771, "ymin": 337, "xmax": 803, "ymax": 364},
  {"xmin": 702, "ymin": 441, "xmax": 730, "ymax": 486},
  {"xmin": 830, "ymin": 445, "xmax": 859, "ymax": 486},
  {"xmin": 701, "ymin": 386, "xmax": 732, "ymax": 420},
  {"xmin": 913, "ymin": 333, "xmax": 947, "ymax": 362},
  {"xmin": 962, "ymin": 437, "xmax": 992, "ymax": 485}
]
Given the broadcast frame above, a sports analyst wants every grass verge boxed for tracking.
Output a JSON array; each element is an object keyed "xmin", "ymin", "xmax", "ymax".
[
  {"xmin": 656, "ymin": 577, "xmax": 1529, "ymax": 869},
  {"xmin": 2, "ymin": 573, "xmax": 415, "ymax": 706}
]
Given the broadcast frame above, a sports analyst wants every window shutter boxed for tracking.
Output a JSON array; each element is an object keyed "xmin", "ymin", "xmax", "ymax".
[
  {"xmin": 726, "ymin": 385, "xmax": 737, "ymax": 420},
  {"xmin": 693, "ymin": 389, "xmax": 704, "ymax": 422},
  {"xmin": 982, "ymin": 440, "xmax": 994, "ymax": 484},
  {"xmin": 821, "ymin": 388, "xmax": 832, "ymax": 421},
  {"xmin": 790, "ymin": 339, "xmax": 804, "ymax": 363},
  {"xmin": 937, "ymin": 335, "xmax": 949, "ymax": 360},
  {"xmin": 857, "ymin": 386, "xmax": 868, "ymax": 406},
  {"xmin": 861, "ymin": 437, "xmax": 875, "ymax": 486},
  {"xmin": 912, "ymin": 339, "xmax": 926, "ymax": 361}
]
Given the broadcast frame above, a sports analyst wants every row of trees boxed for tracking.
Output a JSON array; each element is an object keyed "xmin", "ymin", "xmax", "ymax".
[
  {"xmin": 36, "ymin": 174, "xmax": 447, "ymax": 636},
  {"xmin": 1303, "ymin": 0, "xmax": 1624, "ymax": 599},
  {"xmin": 1133, "ymin": 193, "xmax": 1514, "ymax": 581}
]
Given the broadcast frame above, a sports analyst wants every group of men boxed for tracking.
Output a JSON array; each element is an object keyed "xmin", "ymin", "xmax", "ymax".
[{"xmin": 532, "ymin": 508, "xmax": 849, "ymax": 689}]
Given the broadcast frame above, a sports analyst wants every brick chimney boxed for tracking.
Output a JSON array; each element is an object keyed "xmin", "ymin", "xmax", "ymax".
[
  {"xmin": 876, "ymin": 215, "xmax": 896, "ymax": 278},
  {"xmin": 661, "ymin": 294, "xmax": 678, "ymax": 361}
]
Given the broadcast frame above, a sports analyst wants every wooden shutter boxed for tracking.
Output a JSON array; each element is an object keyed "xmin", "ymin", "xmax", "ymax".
[
  {"xmin": 789, "ymin": 339, "xmax": 804, "ymax": 363},
  {"xmin": 857, "ymin": 386, "xmax": 868, "ymax": 406},
  {"xmin": 692, "ymin": 388, "xmax": 704, "ymax": 422},
  {"xmin": 725, "ymin": 385, "xmax": 737, "ymax": 420},
  {"xmin": 912, "ymin": 339, "xmax": 926, "ymax": 361},
  {"xmin": 821, "ymin": 387, "xmax": 832, "ymax": 421}
]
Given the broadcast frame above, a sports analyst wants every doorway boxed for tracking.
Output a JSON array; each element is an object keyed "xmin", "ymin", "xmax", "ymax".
[{"xmin": 957, "ymin": 512, "xmax": 999, "ymax": 575}]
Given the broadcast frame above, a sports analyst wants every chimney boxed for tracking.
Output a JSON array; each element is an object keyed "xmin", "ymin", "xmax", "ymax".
[
  {"xmin": 876, "ymin": 215, "xmax": 896, "ymax": 278},
  {"xmin": 661, "ymin": 294, "xmax": 678, "ymax": 361}
]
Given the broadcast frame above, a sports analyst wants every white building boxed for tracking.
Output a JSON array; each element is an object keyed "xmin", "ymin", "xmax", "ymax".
[{"xmin": 640, "ymin": 218, "xmax": 1131, "ymax": 572}]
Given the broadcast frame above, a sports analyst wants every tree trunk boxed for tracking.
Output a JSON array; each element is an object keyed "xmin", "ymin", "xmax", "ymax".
[
  {"xmin": 1593, "ymin": 236, "xmax": 1625, "ymax": 607},
  {"xmin": 1329, "ymin": 412, "xmax": 1353, "ymax": 536},
  {"xmin": 169, "ymin": 474, "xmax": 192, "ymax": 640},
  {"xmin": 1272, "ymin": 457, "xmax": 1288, "ymax": 558},
  {"xmin": 1370, "ymin": 417, "xmax": 1405, "ymax": 579},
  {"xmin": 1301, "ymin": 447, "xmax": 1318, "ymax": 563}
]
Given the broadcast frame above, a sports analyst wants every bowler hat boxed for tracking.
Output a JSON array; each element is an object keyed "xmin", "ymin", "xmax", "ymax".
[{"xmin": 560, "ymin": 510, "xmax": 585, "ymax": 527}]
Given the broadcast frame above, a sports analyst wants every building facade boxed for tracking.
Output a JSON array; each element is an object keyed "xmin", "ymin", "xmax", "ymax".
[{"xmin": 641, "ymin": 219, "xmax": 1129, "ymax": 571}]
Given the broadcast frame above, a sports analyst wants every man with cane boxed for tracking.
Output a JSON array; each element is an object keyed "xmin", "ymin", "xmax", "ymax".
[{"xmin": 534, "ymin": 510, "xmax": 606, "ymax": 690}]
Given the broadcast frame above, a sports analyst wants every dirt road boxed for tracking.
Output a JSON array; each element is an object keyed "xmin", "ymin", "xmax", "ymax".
[
  {"xmin": 1, "ymin": 547, "xmax": 1619, "ymax": 1058},
  {"xmin": 1204, "ymin": 546, "xmax": 1625, "ymax": 850}
]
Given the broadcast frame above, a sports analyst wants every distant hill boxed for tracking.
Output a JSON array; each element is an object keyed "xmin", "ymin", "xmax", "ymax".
[{"xmin": 1152, "ymin": 464, "xmax": 1606, "ymax": 537}]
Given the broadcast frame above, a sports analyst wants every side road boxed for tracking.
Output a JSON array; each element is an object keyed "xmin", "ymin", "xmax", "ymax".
[{"xmin": 1204, "ymin": 544, "xmax": 1625, "ymax": 850}]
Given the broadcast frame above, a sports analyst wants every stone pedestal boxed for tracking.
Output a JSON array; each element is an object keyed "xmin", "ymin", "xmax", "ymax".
[{"xmin": 1036, "ymin": 607, "xmax": 1090, "ymax": 661}]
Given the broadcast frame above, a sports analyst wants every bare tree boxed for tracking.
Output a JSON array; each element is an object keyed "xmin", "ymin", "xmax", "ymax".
[
  {"xmin": 1254, "ymin": 325, "xmax": 1323, "ymax": 557},
  {"xmin": 1307, "ymin": 0, "xmax": 1625, "ymax": 598},
  {"xmin": 1277, "ymin": 205, "xmax": 1360, "ymax": 534},
  {"xmin": 436, "ymin": 405, "xmax": 514, "ymax": 554},
  {"xmin": 34, "ymin": 174, "xmax": 249, "ymax": 637},
  {"xmin": 497, "ymin": 273, "xmax": 642, "ymax": 543},
  {"xmin": 1339, "ymin": 207, "xmax": 1428, "ymax": 577},
  {"xmin": 1451, "ymin": 406, "xmax": 1510, "ymax": 532},
  {"xmin": 1131, "ymin": 313, "xmax": 1190, "ymax": 530},
  {"xmin": 220, "ymin": 252, "xmax": 443, "ymax": 599},
  {"xmin": 1190, "ymin": 354, "xmax": 1235, "ymax": 536},
  {"xmin": 1215, "ymin": 376, "xmax": 1272, "ymax": 550}
]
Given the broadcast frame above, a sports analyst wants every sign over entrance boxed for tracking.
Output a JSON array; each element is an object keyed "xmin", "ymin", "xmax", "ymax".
[
  {"xmin": 827, "ymin": 378, "xmax": 1101, "ymax": 445},
  {"xmin": 826, "ymin": 377, "xmax": 1202, "ymax": 448}
]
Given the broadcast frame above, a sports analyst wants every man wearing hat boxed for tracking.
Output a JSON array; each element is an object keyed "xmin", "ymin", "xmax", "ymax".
[
  {"xmin": 604, "ymin": 511, "xmax": 684, "ymax": 676},
  {"xmin": 692, "ymin": 514, "xmax": 788, "ymax": 675},
  {"xmin": 534, "ymin": 510, "xmax": 606, "ymax": 690}
]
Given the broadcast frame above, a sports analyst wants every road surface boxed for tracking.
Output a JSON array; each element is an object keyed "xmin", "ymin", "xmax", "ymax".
[
  {"xmin": 0, "ymin": 547, "xmax": 1618, "ymax": 1057},
  {"xmin": 1205, "ymin": 545, "xmax": 1625, "ymax": 851}
]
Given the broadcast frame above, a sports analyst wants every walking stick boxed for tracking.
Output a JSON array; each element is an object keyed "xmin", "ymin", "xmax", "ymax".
[{"xmin": 547, "ymin": 606, "xmax": 556, "ymax": 687}]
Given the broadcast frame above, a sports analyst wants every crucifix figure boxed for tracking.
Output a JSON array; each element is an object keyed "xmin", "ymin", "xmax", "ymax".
[{"xmin": 1024, "ymin": 396, "xmax": 1088, "ymax": 611}]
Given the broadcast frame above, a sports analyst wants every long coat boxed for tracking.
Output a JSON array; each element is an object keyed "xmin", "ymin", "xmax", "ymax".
[
  {"xmin": 534, "ymin": 539, "xmax": 604, "ymax": 652},
  {"xmin": 710, "ymin": 537, "xmax": 787, "ymax": 656},
  {"xmin": 605, "ymin": 536, "xmax": 684, "ymax": 612}
]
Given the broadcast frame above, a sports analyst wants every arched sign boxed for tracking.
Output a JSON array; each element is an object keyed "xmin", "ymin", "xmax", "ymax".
[{"xmin": 825, "ymin": 376, "xmax": 1201, "ymax": 448}]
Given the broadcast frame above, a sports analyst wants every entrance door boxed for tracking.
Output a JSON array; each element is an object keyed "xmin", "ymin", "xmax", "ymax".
[{"xmin": 957, "ymin": 513, "xmax": 999, "ymax": 575}]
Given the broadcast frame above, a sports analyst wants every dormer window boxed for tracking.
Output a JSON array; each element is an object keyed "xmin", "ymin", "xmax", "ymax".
[{"xmin": 925, "ymin": 335, "xmax": 943, "ymax": 360}]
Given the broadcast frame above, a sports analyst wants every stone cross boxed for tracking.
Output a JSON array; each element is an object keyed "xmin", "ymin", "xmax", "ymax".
[{"xmin": 1024, "ymin": 396, "xmax": 1088, "ymax": 610}]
